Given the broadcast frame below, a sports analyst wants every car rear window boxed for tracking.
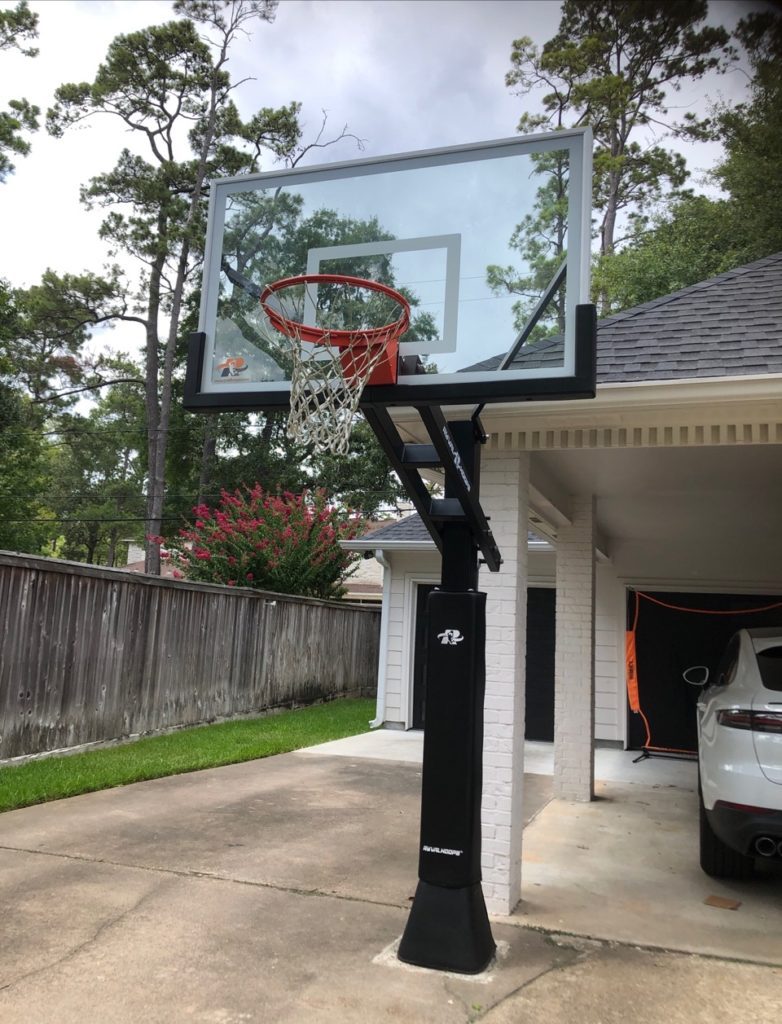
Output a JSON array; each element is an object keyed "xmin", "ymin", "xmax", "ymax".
[{"xmin": 757, "ymin": 646, "xmax": 782, "ymax": 691}]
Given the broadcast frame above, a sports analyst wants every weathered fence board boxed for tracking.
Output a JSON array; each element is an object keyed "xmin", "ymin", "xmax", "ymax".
[{"xmin": 0, "ymin": 553, "xmax": 380, "ymax": 759}]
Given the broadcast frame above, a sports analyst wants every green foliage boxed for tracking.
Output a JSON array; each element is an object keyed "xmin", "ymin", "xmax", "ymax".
[
  {"xmin": 712, "ymin": 10, "xmax": 782, "ymax": 262},
  {"xmin": 47, "ymin": 6, "xmax": 306, "ymax": 574},
  {"xmin": 0, "ymin": 380, "xmax": 48, "ymax": 553},
  {"xmin": 311, "ymin": 419, "xmax": 406, "ymax": 516},
  {"xmin": 0, "ymin": 1, "xmax": 39, "ymax": 180},
  {"xmin": 507, "ymin": 1, "xmax": 733, "ymax": 252},
  {"xmin": 486, "ymin": 146, "xmax": 568, "ymax": 335},
  {"xmin": 500, "ymin": 1, "xmax": 735, "ymax": 323},
  {"xmin": 44, "ymin": 355, "xmax": 147, "ymax": 564},
  {"xmin": 0, "ymin": 0, "xmax": 37, "ymax": 53},
  {"xmin": 0, "ymin": 698, "xmax": 373, "ymax": 812},
  {"xmin": 174, "ymin": 0, "xmax": 278, "ymax": 29},
  {"xmin": 595, "ymin": 10, "xmax": 782, "ymax": 315},
  {"xmin": 0, "ymin": 97, "xmax": 38, "ymax": 180},
  {"xmin": 169, "ymin": 486, "xmax": 363, "ymax": 599},
  {"xmin": 2, "ymin": 268, "xmax": 128, "ymax": 408},
  {"xmin": 593, "ymin": 195, "xmax": 747, "ymax": 314}
]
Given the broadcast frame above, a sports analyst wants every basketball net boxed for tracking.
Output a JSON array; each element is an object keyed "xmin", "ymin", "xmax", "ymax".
[{"xmin": 259, "ymin": 275, "xmax": 410, "ymax": 456}]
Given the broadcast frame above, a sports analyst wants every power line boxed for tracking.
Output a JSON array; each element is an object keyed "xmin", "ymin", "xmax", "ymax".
[
  {"xmin": 0, "ymin": 516, "xmax": 185, "ymax": 525},
  {"xmin": 0, "ymin": 486, "xmax": 399, "ymax": 501}
]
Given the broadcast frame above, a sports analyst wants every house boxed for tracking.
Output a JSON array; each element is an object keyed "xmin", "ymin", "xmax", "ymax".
[
  {"xmin": 123, "ymin": 540, "xmax": 178, "ymax": 578},
  {"xmin": 342, "ymin": 252, "xmax": 782, "ymax": 915}
]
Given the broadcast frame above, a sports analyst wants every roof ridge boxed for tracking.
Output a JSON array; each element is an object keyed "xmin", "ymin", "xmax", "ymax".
[{"xmin": 597, "ymin": 252, "xmax": 782, "ymax": 329}]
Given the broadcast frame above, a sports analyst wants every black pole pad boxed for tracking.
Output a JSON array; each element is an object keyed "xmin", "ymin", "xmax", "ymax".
[{"xmin": 398, "ymin": 588, "xmax": 496, "ymax": 973}]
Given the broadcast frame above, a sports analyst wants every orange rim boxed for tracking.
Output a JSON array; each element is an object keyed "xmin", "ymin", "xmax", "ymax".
[{"xmin": 259, "ymin": 273, "xmax": 410, "ymax": 346}]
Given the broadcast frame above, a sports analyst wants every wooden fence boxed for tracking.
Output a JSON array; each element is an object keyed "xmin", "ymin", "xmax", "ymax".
[{"xmin": 0, "ymin": 552, "xmax": 380, "ymax": 759}]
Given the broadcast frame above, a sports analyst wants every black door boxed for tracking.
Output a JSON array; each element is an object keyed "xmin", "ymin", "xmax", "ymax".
[
  {"xmin": 525, "ymin": 588, "xmax": 556, "ymax": 741},
  {"xmin": 412, "ymin": 583, "xmax": 556, "ymax": 737}
]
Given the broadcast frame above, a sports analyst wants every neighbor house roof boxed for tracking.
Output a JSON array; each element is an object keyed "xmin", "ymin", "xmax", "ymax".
[
  {"xmin": 465, "ymin": 252, "xmax": 782, "ymax": 384},
  {"xmin": 342, "ymin": 515, "xmax": 437, "ymax": 550},
  {"xmin": 342, "ymin": 515, "xmax": 551, "ymax": 551}
]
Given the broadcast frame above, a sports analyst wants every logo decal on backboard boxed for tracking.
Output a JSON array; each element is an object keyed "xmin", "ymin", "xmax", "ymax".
[
  {"xmin": 216, "ymin": 356, "xmax": 248, "ymax": 378},
  {"xmin": 437, "ymin": 628, "xmax": 464, "ymax": 646}
]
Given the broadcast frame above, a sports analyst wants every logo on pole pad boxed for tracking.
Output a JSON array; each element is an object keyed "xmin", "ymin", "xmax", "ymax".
[{"xmin": 437, "ymin": 628, "xmax": 464, "ymax": 646}]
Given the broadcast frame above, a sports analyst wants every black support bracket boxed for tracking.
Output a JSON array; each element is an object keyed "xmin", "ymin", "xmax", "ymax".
[{"xmin": 361, "ymin": 404, "xmax": 502, "ymax": 572}]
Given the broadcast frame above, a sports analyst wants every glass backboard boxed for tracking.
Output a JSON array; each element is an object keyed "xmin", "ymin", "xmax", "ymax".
[{"xmin": 184, "ymin": 129, "xmax": 595, "ymax": 411}]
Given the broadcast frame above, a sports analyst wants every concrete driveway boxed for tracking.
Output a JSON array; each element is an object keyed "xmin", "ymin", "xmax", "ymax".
[{"xmin": 1, "ymin": 738, "xmax": 781, "ymax": 1023}]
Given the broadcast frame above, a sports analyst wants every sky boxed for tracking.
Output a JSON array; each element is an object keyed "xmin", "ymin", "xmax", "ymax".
[{"xmin": 0, "ymin": 0, "xmax": 763, "ymax": 360}]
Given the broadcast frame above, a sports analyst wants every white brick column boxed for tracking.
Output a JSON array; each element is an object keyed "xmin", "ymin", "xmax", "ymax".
[
  {"xmin": 553, "ymin": 495, "xmax": 596, "ymax": 802},
  {"xmin": 479, "ymin": 450, "xmax": 529, "ymax": 915}
]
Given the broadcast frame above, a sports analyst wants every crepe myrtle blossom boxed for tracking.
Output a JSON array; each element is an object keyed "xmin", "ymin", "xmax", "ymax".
[{"xmin": 164, "ymin": 485, "xmax": 364, "ymax": 600}]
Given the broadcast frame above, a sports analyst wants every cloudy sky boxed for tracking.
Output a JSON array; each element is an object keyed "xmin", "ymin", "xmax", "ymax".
[{"xmin": 0, "ymin": 0, "xmax": 760, "ymax": 302}]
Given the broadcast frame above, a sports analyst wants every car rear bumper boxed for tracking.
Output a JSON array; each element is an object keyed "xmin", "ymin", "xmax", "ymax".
[{"xmin": 708, "ymin": 801, "xmax": 782, "ymax": 857}]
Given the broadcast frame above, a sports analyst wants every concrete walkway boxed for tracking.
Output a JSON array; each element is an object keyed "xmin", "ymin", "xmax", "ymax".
[{"xmin": 1, "ymin": 734, "xmax": 781, "ymax": 1022}]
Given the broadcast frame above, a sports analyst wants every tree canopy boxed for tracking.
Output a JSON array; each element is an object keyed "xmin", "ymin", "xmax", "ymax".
[
  {"xmin": 1, "ymin": 2, "xmax": 780, "ymax": 568},
  {"xmin": 595, "ymin": 7, "xmax": 782, "ymax": 314},
  {"xmin": 498, "ymin": 0, "xmax": 735, "ymax": 322}
]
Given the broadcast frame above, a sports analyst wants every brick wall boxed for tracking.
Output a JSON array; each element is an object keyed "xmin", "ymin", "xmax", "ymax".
[
  {"xmin": 553, "ymin": 496, "xmax": 596, "ymax": 801},
  {"xmin": 479, "ymin": 451, "xmax": 530, "ymax": 915}
]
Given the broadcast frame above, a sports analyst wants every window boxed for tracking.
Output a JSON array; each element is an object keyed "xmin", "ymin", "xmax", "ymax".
[
  {"xmin": 757, "ymin": 646, "xmax": 782, "ymax": 692},
  {"xmin": 715, "ymin": 634, "xmax": 741, "ymax": 688}
]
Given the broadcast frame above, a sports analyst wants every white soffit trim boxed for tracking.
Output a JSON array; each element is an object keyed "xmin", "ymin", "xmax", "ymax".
[
  {"xmin": 493, "ymin": 375, "xmax": 782, "ymax": 422},
  {"xmin": 469, "ymin": 376, "xmax": 781, "ymax": 451}
]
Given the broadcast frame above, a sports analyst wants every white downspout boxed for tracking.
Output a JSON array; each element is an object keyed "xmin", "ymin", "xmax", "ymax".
[{"xmin": 370, "ymin": 548, "xmax": 391, "ymax": 729}]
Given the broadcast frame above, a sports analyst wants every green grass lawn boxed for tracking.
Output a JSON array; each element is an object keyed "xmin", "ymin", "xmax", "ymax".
[{"xmin": 0, "ymin": 698, "xmax": 374, "ymax": 814}]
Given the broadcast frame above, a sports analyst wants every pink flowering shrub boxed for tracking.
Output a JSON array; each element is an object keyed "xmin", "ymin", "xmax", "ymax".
[{"xmin": 168, "ymin": 485, "xmax": 364, "ymax": 600}]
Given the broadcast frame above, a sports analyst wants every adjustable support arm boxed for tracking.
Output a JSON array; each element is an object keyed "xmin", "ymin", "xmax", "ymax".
[{"xmin": 361, "ymin": 403, "xmax": 502, "ymax": 572}]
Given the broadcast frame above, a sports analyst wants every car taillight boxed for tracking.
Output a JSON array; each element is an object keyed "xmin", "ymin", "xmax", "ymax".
[
  {"xmin": 714, "ymin": 799, "xmax": 778, "ymax": 814},
  {"xmin": 717, "ymin": 709, "xmax": 782, "ymax": 733}
]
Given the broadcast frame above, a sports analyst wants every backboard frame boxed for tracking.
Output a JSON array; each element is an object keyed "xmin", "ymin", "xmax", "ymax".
[{"xmin": 184, "ymin": 129, "xmax": 596, "ymax": 413}]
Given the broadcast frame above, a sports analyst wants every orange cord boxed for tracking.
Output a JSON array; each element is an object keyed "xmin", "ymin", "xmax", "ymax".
[{"xmin": 637, "ymin": 592, "xmax": 782, "ymax": 616}]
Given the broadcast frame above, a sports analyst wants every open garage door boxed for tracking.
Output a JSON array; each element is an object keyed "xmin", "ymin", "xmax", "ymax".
[{"xmin": 627, "ymin": 590, "xmax": 782, "ymax": 753}]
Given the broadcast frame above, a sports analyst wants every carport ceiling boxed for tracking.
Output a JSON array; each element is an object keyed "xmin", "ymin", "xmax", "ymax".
[{"xmin": 535, "ymin": 445, "xmax": 782, "ymax": 584}]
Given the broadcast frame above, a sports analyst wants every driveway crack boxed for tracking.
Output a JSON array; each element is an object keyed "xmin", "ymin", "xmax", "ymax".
[{"xmin": 0, "ymin": 880, "xmax": 173, "ymax": 995}]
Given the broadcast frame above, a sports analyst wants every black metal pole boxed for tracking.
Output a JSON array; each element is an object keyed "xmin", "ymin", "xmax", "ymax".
[{"xmin": 397, "ymin": 420, "xmax": 495, "ymax": 974}]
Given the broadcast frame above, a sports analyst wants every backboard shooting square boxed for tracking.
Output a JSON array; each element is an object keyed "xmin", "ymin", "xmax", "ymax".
[{"xmin": 185, "ymin": 129, "xmax": 594, "ymax": 411}]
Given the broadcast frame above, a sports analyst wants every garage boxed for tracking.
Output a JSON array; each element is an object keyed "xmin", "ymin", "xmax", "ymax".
[{"xmin": 627, "ymin": 589, "xmax": 782, "ymax": 754}]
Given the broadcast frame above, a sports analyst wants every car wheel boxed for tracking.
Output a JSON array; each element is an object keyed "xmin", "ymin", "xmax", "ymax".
[{"xmin": 699, "ymin": 791, "xmax": 755, "ymax": 880}]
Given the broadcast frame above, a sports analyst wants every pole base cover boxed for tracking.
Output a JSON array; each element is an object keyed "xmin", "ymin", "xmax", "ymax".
[{"xmin": 398, "ymin": 880, "xmax": 496, "ymax": 974}]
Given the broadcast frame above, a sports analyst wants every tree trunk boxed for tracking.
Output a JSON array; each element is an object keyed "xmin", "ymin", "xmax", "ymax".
[
  {"xmin": 143, "ymin": 213, "xmax": 167, "ymax": 575},
  {"xmin": 106, "ymin": 526, "xmax": 118, "ymax": 567},
  {"xmin": 149, "ymin": 63, "xmax": 226, "ymax": 568},
  {"xmin": 198, "ymin": 417, "xmax": 218, "ymax": 506}
]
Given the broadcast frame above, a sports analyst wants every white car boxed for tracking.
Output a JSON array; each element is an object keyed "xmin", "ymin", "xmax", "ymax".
[{"xmin": 690, "ymin": 627, "xmax": 782, "ymax": 879}]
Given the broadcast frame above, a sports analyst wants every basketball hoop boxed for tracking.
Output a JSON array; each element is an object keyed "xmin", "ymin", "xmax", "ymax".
[{"xmin": 259, "ymin": 273, "xmax": 410, "ymax": 455}]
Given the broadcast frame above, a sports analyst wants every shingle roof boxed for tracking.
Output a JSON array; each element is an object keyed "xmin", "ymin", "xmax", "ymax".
[
  {"xmin": 465, "ymin": 253, "xmax": 782, "ymax": 383},
  {"xmin": 359, "ymin": 516, "xmax": 433, "ymax": 544},
  {"xmin": 357, "ymin": 515, "xmax": 549, "ymax": 548}
]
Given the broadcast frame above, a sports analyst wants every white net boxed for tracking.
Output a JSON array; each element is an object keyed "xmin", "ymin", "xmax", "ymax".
[
  {"xmin": 260, "ymin": 277, "xmax": 409, "ymax": 456},
  {"xmin": 285, "ymin": 327, "xmax": 395, "ymax": 455}
]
